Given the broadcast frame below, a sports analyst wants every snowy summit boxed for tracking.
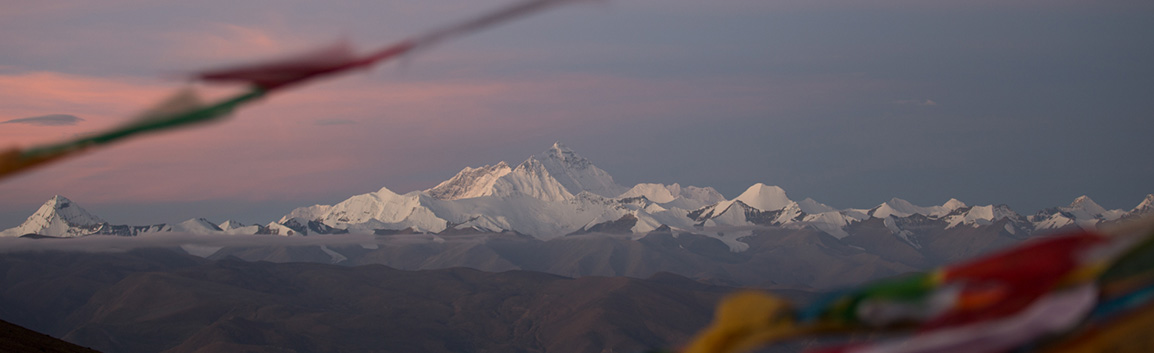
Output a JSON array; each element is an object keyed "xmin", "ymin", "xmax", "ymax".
[{"xmin": 2, "ymin": 143, "xmax": 1149, "ymax": 253}]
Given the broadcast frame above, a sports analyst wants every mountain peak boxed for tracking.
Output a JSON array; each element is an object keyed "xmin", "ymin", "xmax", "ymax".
[
  {"xmin": 872, "ymin": 197, "xmax": 957, "ymax": 218},
  {"xmin": 527, "ymin": 143, "xmax": 626, "ymax": 198},
  {"xmin": 734, "ymin": 183, "xmax": 792, "ymax": 211},
  {"xmin": 942, "ymin": 198, "xmax": 967, "ymax": 210},
  {"xmin": 218, "ymin": 220, "xmax": 246, "ymax": 230},
  {"xmin": 39, "ymin": 195, "xmax": 103, "ymax": 223},
  {"xmin": 797, "ymin": 197, "xmax": 836, "ymax": 214},
  {"xmin": 1, "ymin": 195, "xmax": 105, "ymax": 237},
  {"xmin": 1133, "ymin": 194, "xmax": 1154, "ymax": 214},
  {"xmin": 171, "ymin": 218, "xmax": 224, "ymax": 234},
  {"xmin": 376, "ymin": 186, "xmax": 400, "ymax": 196},
  {"xmin": 539, "ymin": 142, "xmax": 591, "ymax": 169},
  {"xmin": 427, "ymin": 162, "xmax": 513, "ymax": 200},
  {"xmin": 1068, "ymin": 195, "xmax": 1107, "ymax": 215},
  {"xmin": 43, "ymin": 195, "xmax": 80, "ymax": 211},
  {"xmin": 620, "ymin": 183, "xmax": 678, "ymax": 204},
  {"xmin": 885, "ymin": 197, "xmax": 915, "ymax": 208}
]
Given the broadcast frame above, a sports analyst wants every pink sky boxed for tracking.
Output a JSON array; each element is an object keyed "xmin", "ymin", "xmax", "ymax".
[
  {"xmin": 1, "ymin": 60, "xmax": 866, "ymax": 206},
  {"xmin": 1, "ymin": 0, "xmax": 1150, "ymax": 226}
]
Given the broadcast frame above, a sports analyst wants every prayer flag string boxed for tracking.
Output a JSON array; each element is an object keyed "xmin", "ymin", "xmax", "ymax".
[{"xmin": 671, "ymin": 215, "xmax": 1154, "ymax": 353}]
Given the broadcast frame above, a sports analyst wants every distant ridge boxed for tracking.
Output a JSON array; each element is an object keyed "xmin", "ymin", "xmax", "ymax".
[
  {"xmin": 3, "ymin": 143, "xmax": 1150, "ymax": 253},
  {"xmin": 0, "ymin": 249, "xmax": 729, "ymax": 353}
]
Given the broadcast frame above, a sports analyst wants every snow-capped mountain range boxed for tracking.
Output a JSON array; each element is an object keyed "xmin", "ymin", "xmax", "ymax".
[{"xmin": 3, "ymin": 143, "xmax": 1151, "ymax": 252}]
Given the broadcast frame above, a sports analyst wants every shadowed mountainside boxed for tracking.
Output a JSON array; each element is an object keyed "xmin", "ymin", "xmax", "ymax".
[
  {"xmin": 0, "ymin": 219, "xmax": 1046, "ymax": 352},
  {"xmin": 0, "ymin": 249, "xmax": 745, "ymax": 353},
  {"xmin": 0, "ymin": 318, "xmax": 103, "ymax": 353}
]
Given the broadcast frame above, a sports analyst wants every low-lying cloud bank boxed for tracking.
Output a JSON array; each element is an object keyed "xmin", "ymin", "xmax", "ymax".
[
  {"xmin": 0, "ymin": 226, "xmax": 780, "ymax": 255},
  {"xmin": 0, "ymin": 233, "xmax": 483, "ymax": 254},
  {"xmin": 0, "ymin": 225, "xmax": 960, "ymax": 290}
]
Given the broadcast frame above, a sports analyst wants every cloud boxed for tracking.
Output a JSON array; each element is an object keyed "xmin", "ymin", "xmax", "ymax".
[
  {"xmin": 0, "ymin": 231, "xmax": 730, "ymax": 255},
  {"xmin": 0, "ymin": 71, "xmax": 178, "ymax": 150},
  {"xmin": 0, "ymin": 233, "xmax": 374, "ymax": 254},
  {"xmin": 1, "ymin": 114, "xmax": 84, "ymax": 126},
  {"xmin": 0, "ymin": 232, "xmax": 505, "ymax": 254}
]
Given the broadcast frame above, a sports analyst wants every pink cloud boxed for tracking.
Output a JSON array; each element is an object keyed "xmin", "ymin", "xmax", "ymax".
[
  {"xmin": 0, "ymin": 71, "xmax": 171, "ymax": 146},
  {"xmin": 0, "ymin": 67, "xmax": 898, "ymax": 209}
]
